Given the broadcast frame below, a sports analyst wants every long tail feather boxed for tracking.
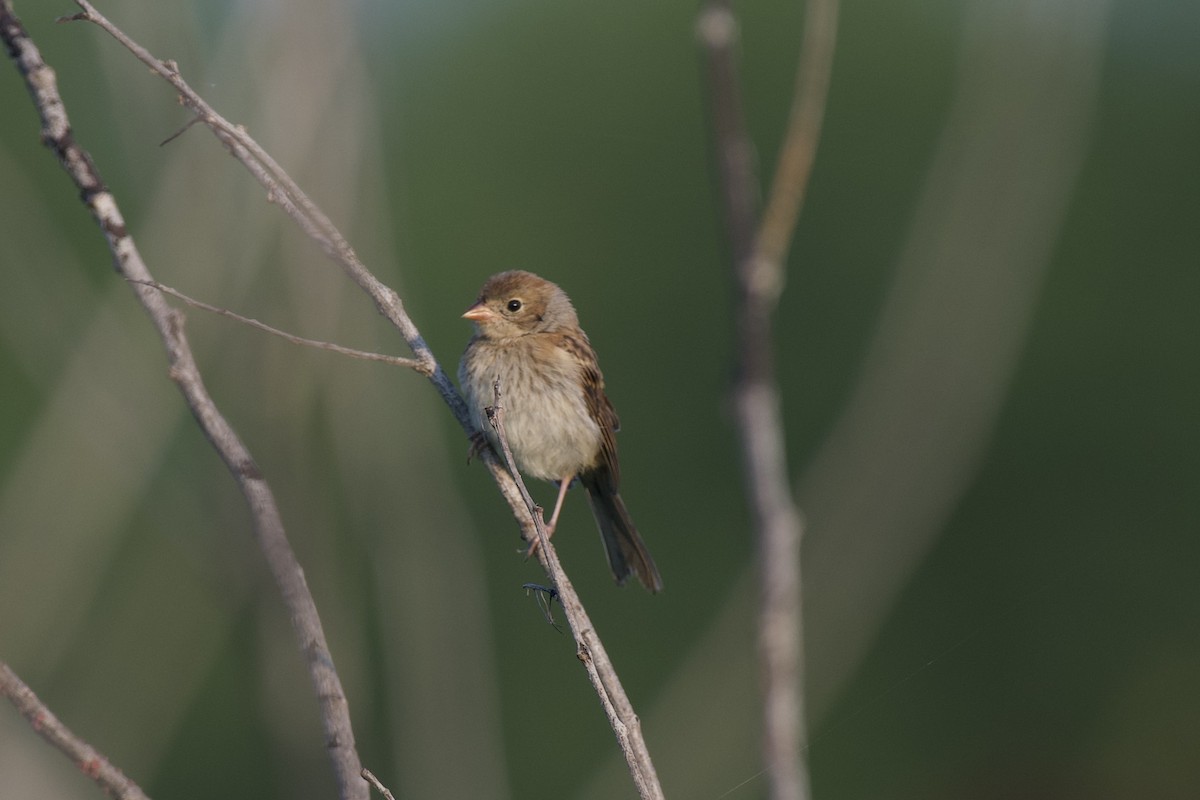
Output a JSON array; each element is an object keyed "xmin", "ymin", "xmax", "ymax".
[{"xmin": 582, "ymin": 476, "xmax": 663, "ymax": 593}]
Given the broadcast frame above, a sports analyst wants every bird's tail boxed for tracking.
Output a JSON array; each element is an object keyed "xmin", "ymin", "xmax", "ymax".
[{"xmin": 581, "ymin": 475, "xmax": 663, "ymax": 593}]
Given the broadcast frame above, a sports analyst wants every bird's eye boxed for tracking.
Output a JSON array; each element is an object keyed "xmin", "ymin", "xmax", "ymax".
[{"xmin": 506, "ymin": 299, "xmax": 522, "ymax": 313}]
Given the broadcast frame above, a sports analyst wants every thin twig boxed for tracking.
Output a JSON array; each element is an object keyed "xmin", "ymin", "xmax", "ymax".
[
  {"xmin": 0, "ymin": 659, "xmax": 152, "ymax": 800},
  {"xmin": 698, "ymin": 2, "xmax": 840, "ymax": 800},
  {"xmin": 488, "ymin": 382, "xmax": 665, "ymax": 800},
  {"xmin": 131, "ymin": 279, "xmax": 429, "ymax": 372},
  {"xmin": 360, "ymin": 768, "xmax": 396, "ymax": 800},
  {"xmin": 697, "ymin": 2, "xmax": 760, "ymax": 268},
  {"xmin": 754, "ymin": 0, "xmax": 839, "ymax": 271},
  {"xmin": 1, "ymin": 7, "xmax": 367, "ymax": 800}
]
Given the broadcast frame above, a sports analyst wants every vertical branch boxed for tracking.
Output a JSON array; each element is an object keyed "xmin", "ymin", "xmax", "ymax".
[
  {"xmin": 755, "ymin": 0, "xmax": 839, "ymax": 269},
  {"xmin": 698, "ymin": 1, "xmax": 760, "ymax": 268},
  {"xmin": 698, "ymin": 2, "xmax": 840, "ymax": 800},
  {"xmin": 1, "ymin": 5, "xmax": 367, "ymax": 799},
  {"xmin": 0, "ymin": 660, "xmax": 152, "ymax": 800}
]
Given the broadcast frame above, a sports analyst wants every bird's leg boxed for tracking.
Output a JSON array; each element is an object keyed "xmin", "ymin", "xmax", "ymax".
[
  {"xmin": 465, "ymin": 430, "xmax": 490, "ymax": 464},
  {"xmin": 524, "ymin": 476, "xmax": 574, "ymax": 560},
  {"xmin": 544, "ymin": 476, "xmax": 573, "ymax": 537}
]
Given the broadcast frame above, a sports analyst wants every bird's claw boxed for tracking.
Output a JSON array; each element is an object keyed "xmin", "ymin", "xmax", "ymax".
[{"xmin": 465, "ymin": 430, "xmax": 489, "ymax": 464}]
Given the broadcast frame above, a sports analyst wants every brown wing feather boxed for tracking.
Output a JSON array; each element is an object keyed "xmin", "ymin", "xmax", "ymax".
[{"xmin": 557, "ymin": 331, "xmax": 620, "ymax": 490}]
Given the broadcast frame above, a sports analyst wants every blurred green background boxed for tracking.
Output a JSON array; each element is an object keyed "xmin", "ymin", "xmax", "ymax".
[{"xmin": 2, "ymin": 0, "xmax": 1197, "ymax": 798}]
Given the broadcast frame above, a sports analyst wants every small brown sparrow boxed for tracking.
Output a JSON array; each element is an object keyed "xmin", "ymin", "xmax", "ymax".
[{"xmin": 458, "ymin": 270, "xmax": 663, "ymax": 592}]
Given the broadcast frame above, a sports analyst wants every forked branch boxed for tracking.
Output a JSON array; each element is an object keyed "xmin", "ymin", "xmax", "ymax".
[{"xmin": 698, "ymin": 2, "xmax": 840, "ymax": 799}]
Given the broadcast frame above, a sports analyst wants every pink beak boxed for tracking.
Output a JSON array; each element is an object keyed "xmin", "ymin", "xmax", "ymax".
[{"xmin": 462, "ymin": 303, "xmax": 496, "ymax": 323}]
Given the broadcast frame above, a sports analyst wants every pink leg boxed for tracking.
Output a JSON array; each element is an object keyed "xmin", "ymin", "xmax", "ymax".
[
  {"xmin": 526, "ymin": 476, "xmax": 573, "ymax": 560},
  {"xmin": 544, "ymin": 476, "xmax": 573, "ymax": 537}
]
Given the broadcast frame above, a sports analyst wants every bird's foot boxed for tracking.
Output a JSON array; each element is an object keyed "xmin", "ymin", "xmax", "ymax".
[{"xmin": 465, "ymin": 430, "xmax": 489, "ymax": 464}]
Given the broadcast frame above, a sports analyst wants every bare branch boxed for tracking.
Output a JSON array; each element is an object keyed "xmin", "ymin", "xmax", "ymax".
[
  {"xmin": 754, "ymin": 0, "xmax": 839, "ymax": 272},
  {"xmin": 131, "ymin": 280, "xmax": 431, "ymax": 373},
  {"xmin": 66, "ymin": 0, "xmax": 461, "ymax": 420},
  {"xmin": 487, "ymin": 382, "xmax": 665, "ymax": 800},
  {"xmin": 360, "ymin": 768, "xmax": 396, "ymax": 800},
  {"xmin": 0, "ymin": 660, "xmax": 152, "ymax": 800},
  {"xmin": 9, "ymin": 2, "xmax": 666, "ymax": 797},
  {"xmin": 699, "ymin": 2, "xmax": 840, "ymax": 800},
  {"xmin": 1, "ymin": 6, "xmax": 367, "ymax": 799},
  {"xmin": 61, "ymin": 13, "xmax": 666, "ymax": 794},
  {"xmin": 697, "ymin": 1, "xmax": 760, "ymax": 268}
]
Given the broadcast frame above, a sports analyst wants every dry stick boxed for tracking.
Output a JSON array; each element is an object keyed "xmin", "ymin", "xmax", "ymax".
[
  {"xmin": 63, "ymin": 0, "xmax": 531, "ymax": 521},
  {"xmin": 63, "ymin": 1, "xmax": 443, "ymax": 386},
  {"xmin": 753, "ymin": 0, "xmax": 839, "ymax": 269},
  {"xmin": 131, "ymin": 279, "xmax": 428, "ymax": 371},
  {"xmin": 1, "ymin": 6, "xmax": 367, "ymax": 800},
  {"xmin": 698, "ymin": 2, "xmax": 839, "ymax": 800},
  {"xmin": 57, "ymin": 2, "xmax": 664, "ymax": 796},
  {"xmin": 486, "ymin": 382, "xmax": 664, "ymax": 800},
  {"xmin": 0, "ymin": 660, "xmax": 152, "ymax": 800},
  {"xmin": 360, "ymin": 768, "xmax": 396, "ymax": 800}
]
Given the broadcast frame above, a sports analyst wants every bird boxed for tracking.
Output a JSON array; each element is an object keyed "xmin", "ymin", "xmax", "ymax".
[{"xmin": 458, "ymin": 270, "xmax": 663, "ymax": 592}]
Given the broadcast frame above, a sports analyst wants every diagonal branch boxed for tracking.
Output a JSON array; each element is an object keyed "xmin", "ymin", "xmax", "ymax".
[
  {"xmin": 1, "ymin": 5, "xmax": 367, "ymax": 799},
  {"xmin": 486, "ymin": 381, "xmax": 664, "ymax": 800},
  {"xmin": 698, "ymin": 2, "xmax": 840, "ymax": 800},
  {"xmin": 0, "ymin": 659, "xmax": 152, "ymax": 800},
  {"xmin": 63, "ymin": 0, "xmax": 447, "ymax": 394}
]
